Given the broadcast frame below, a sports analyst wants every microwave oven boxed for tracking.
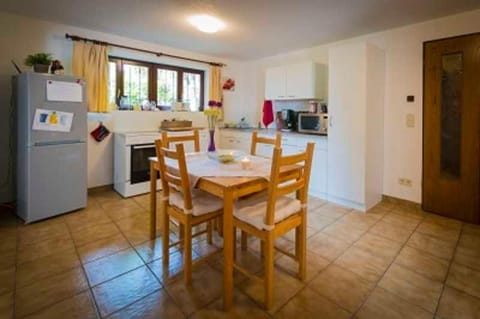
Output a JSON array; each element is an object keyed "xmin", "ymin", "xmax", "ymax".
[{"xmin": 297, "ymin": 113, "xmax": 328, "ymax": 135}]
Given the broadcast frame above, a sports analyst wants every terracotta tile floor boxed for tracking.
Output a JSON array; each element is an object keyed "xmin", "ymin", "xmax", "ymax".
[{"xmin": 1, "ymin": 190, "xmax": 480, "ymax": 318}]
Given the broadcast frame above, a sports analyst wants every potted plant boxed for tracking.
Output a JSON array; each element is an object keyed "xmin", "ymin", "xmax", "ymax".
[{"xmin": 24, "ymin": 53, "xmax": 53, "ymax": 73}]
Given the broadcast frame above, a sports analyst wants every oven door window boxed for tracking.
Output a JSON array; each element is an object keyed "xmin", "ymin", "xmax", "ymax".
[
  {"xmin": 301, "ymin": 116, "xmax": 320, "ymax": 130},
  {"xmin": 130, "ymin": 144, "xmax": 158, "ymax": 184}
]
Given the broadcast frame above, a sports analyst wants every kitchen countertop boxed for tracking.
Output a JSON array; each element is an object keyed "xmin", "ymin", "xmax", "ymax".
[{"xmin": 219, "ymin": 127, "xmax": 327, "ymax": 138}]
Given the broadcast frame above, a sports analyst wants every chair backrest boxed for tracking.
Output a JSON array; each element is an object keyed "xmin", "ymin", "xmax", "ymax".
[
  {"xmin": 265, "ymin": 143, "xmax": 315, "ymax": 228},
  {"xmin": 161, "ymin": 129, "xmax": 200, "ymax": 153},
  {"xmin": 155, "ymin": 139, "xmax": 193, "ymax": 211},
  {"xmin": 250, "ymin": 131, "xmax": 282, "ymax": 156}
]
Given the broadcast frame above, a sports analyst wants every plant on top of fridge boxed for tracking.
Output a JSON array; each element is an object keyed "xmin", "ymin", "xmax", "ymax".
[{"xmin": 24, "ymin": 53, "xmax": 53, "ymax": 66}]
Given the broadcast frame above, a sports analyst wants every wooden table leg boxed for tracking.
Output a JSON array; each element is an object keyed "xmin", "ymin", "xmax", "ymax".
[
  {"xmin": 149, "ymin": 161, "xmax": 157, "ymax": 240},
  {"xmin": 222, "ymin": 189, "xmax": 234, "ymax": 311}
]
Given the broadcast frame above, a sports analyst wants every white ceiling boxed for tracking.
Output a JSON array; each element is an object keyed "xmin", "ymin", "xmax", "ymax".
[{"xmin": 1, "ymin": 0, "xmax": 479, "ymax": 60}]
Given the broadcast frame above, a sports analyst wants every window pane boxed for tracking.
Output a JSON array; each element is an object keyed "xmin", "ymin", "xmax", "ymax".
[
  {"xmin": 157, "ymin": 69, "xmax": 177, "ymax": 107},
  {"xmin": 182, "ymin": 72, "xmax": 201, "ymax": 111},
  {"xmin": 108, "ymin": 62, "xmax": 117, "ymax": 106},
  {"xmin": 440, "ymin": 52, "xmax": 463, "ymax": 178},
  {"xmin": 123, "ymin": 64, "xmax": 149, "ymax": 106}
]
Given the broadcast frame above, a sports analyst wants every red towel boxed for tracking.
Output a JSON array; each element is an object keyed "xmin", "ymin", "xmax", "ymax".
[{"xmin": 262, "ymin": 100, "xmax": 274, "ymax": 128}]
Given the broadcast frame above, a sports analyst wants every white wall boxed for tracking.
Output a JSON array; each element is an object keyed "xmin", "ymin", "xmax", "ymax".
[
  {"xmin": 0, "ymin": 11, "xmax": 243, "ymax": 201},
  {"xmin": 365, "ymin": 43, "xmax": 385, "ymax": 209},
  {"xmin": 245, "ymin": 9, "xmax": 480, "ymax": 203}
]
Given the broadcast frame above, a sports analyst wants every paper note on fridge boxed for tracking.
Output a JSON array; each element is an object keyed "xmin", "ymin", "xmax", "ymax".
[
  {"xmin": 32, "ymin": 109, "xmax": 74, "ymax": 132},
  {"xmin": 46, "ymin": 80, "xmax": 83, "ymax": 102}
]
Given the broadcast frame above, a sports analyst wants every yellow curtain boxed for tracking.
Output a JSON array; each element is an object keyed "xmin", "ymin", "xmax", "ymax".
[
  {"xmin": 208, "ymin": 65, "xmax": 222, "ymax": 108},
  {"xmin": 72, "ymin": 41, "xmax": 109, "ymax": 112}
]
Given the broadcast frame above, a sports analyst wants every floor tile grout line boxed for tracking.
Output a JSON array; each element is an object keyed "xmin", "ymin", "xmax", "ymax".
[
  {"xmin": 301, "ymin": 204, "xmax": 390, "ymax": 316},
  {"xmin": 12, "ymin": 213, "xmax": 19, "ymax": 319},
  {"xmin": 286, "ymin": 203, "xmax": 395, "ymax": 314},
  {"xmin": 14, "ymin": 205, "xmax": 102, "ymax": 318},
  {"xmin": 69, "ymin": 195, "xmax": 169, "ymax": 318},
  {"xmin": 432, "ymin": 221, "xmax": 463, "ymax": 317},
  {"xmin": 64, "ymin": 196, "xmax": 104, "ymax": 319},
  {"xmin": 350, "ymin": 208, "xmax": 457, "ymax": 317}
]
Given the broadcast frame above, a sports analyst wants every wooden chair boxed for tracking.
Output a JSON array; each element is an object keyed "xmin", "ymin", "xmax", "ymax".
[
  {"xmin": 240, "ymin": 131, "xmax": 282, "ymax": 248},
  {"xmin": 155, "ymin": 140, "xmax": 223, "ymax": 285},
  {"xmin": 161, "ymin": 128, "xmax": 202, "ymax": 239},
  {"xmin": 161, "ymin": 128, "xmax": 200, "ymax": 152},
  {"xmin": 233, "ymin": 143, "xmax": 314, "ymax": 309},
  {"xmin": 250, "ymin": 131, "xmax": 281, "ymax": 157}
]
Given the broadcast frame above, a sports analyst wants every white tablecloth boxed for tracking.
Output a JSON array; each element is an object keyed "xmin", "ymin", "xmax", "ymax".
[{"xmin": 165, "ymin": 151, "xmax": 272, "ymax": 188}]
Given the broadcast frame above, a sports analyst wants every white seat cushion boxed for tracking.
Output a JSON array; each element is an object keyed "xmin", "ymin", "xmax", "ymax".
[
  {"xmin": 169, "ymin": 189, "xmax": 223, "ymax": 216},
  {"xmin": 234, "ymin": 195, "xmax": 302, "ymax": 231}
]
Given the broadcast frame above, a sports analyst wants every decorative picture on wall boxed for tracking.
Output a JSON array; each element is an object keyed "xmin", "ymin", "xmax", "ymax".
[{"xmin": 222, "ymin": 77, "xmax": 235, "ymax": 91}]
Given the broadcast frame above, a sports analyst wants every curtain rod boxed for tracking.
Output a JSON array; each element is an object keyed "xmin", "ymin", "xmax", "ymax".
[{"xmin": 65, "ymin": 33, "xmax": 226, "ymax": 67}]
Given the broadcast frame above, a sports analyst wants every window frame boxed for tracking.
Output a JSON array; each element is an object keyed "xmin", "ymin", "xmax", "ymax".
[{"xmin": 109, "ymin": 56, "xmax": 205, "ymax": 111}]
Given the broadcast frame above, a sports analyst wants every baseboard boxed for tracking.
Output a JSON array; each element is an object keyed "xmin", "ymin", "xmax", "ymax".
[
  {"xmin": 382, "ymin": 194, "xmax": 421, "ymax": 209},
  {"xmin": 326, "ymin": 194, "xmax": 366, "ymax": 211},
  {"xmin": 308, "ymin": 190, "xmax": 328, "ymax": 201},
  {"xmin": 87, "ymin": 184, "xmax": 114, "ymax": 195}
]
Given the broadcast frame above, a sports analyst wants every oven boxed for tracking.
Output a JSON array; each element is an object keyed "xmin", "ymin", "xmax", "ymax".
[
  {"xmin": 130, "ymin": 143, "xmax": 157, "ymax": 184},
  {"xmin": 114, "ymin": 132, "xmax": 162, "ymax": 197}
]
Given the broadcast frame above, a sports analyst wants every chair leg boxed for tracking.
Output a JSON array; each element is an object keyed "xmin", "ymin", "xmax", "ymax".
[
  {"xmin": 260, "ymin": 240, "xmax": 266, "ymax": 258},
  {"xmin": 217, "ymin": 217, "xmax": 223, "ymax": 237},
  {"xmin": 241, "ymin": 231, "xmax": 248, "ymax": 251},
  {"xmin": 179, "ymin": 224, "xmax": 185, "ymax": 249},
  {"xmin": 297, "ymin": 215, "xmax": 307, "ymax": 281},
  {"xmin": 184, "ymin": 218, "xmax": 192, "ymax": 286},
  {"xmin": 162, "ymin": 210, "xmax": 170, "ymax": 267},
  {"xmin": 207, "ymin": 220, "xmax": 213, "ymax": 245},
  {"xmin": 233, "ymin": 227, "xmax": 237, "ymax": 260},
  {"xmin": 264, "ymin": 234, "xmax": 275, "ymax": 310}
]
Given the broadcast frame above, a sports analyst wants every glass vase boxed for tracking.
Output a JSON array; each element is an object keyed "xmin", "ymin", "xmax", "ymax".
[{"xmin": 207, "ymin": 129, "xmax": 216, "ymax": 152}]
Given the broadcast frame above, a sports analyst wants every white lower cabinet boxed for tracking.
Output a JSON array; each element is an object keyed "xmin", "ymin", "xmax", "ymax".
[
  {"xmin": 256, "ymin": 144, "xmax": 275, "ymax": 158},
  {"xmin": 311, "ymin": 149, "xmax": 327, "ymax": 197},
  {"xmin": 219, "ymin": 129, "xmax": 328, "ymax": 199},
  {"xmin": 219, "ymin": 131, "xmax": 250, "ymax": 153}
]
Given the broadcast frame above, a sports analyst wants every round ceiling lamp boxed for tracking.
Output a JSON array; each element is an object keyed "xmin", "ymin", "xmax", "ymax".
[{"xmin": 188, "ymin": 14, "xmax": 225, "ymax": 33}]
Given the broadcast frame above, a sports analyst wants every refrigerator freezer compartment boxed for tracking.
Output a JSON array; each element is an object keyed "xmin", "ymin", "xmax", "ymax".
[{"xmin": 17, "ymin": 142, "xmax": 87, "ymax": 223}]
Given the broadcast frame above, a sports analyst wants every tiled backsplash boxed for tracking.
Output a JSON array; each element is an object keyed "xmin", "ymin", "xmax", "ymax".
[{"xmin": 273, "ymin": 100, "xmax": 311, "ymax": 112}]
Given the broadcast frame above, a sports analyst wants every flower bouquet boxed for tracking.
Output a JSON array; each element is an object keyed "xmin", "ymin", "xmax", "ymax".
[{"xmin": 204, "ymin": 107, "xmax": 222, "ymax": 152}]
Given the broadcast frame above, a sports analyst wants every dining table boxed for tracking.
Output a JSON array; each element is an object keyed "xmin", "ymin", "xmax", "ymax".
[{"xmin": 149, "ymin": 151, "xmax": 291, "ymax": 310}]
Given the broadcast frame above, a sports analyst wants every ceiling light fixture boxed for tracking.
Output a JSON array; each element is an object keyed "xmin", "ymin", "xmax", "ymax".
[{"xmin": 188, "ymin": 14, "xmax": 225, "ymax": 33}]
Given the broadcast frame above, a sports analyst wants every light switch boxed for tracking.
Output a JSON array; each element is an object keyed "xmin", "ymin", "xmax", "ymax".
[{"xmin": 406, "ymin": 114, "xmax": 415, "ymax": 128}]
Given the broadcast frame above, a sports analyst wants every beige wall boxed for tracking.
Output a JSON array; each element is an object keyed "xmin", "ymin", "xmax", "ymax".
[
  {"xmin": 0, "ymin": 11, "xmax": 244, "ymax": 202},
  {"xmin": 245, "ymin": 9, "xmax": 480, "ymax": 203}
]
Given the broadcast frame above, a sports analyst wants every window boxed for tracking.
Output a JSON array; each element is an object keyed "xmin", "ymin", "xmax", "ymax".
[
  {"xmin": 183, "ymin": 72, "xmax": 202, "ymax": 112},
  {"xmin": 107, "ymin": 61, "xmax": 117, "ymax": 105},
  {"xmin": 108, "ymin": 57, "xmax": 205, "ymax": 111},
  {"xmin": 157, "ymin": 68, "xmax": 177, "ymax": 107},
  {"xmin": 123, "ymin": 63, "xmax": 149, "ymax": 106}
]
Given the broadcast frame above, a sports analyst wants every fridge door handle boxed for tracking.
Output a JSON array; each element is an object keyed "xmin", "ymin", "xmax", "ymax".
[
  {"xmin": 131, "ymin": 144, "xmax": 155, "ymax": 150},
  {"xmin": 33, "ymin": 140, "xmax": 85, "ymax": 146}
]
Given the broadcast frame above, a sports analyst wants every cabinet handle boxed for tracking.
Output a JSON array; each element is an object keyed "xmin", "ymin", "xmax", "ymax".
[
  {"xmin": 278, "ymin": 95, "xmax": 284, "ymax": 98},
  {"xmin": 288, "ymin": 95, "xmax": 295, "ymax": 98},
  {"xmin": 329, "ymin": 116, "xmax": 333, "ymax": 127}
]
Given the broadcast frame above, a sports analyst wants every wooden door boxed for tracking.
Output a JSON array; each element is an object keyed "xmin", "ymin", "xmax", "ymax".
[{"xmin": 423, "ymin": 33, "xmax": 480, "ymax": 224}]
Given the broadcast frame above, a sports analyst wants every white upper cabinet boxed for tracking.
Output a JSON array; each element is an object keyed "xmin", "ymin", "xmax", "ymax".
[
  {"xmin": 264, "ymin": 62, "xmax": 325, "ymax": 100},
  {"xmin": 265, "ymin": 66, "xmax": 286, "ymax": 100}
]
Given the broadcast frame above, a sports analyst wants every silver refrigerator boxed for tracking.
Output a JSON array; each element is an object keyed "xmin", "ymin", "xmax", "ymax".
[{"xmin": 16, "ymin": 73, "xmax": 87, "ymax": 223}]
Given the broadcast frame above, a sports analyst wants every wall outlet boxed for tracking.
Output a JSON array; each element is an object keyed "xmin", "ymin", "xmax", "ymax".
[{"xmin": 398, "ymin": 178, "xmax": 412, "ymax": 187}]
